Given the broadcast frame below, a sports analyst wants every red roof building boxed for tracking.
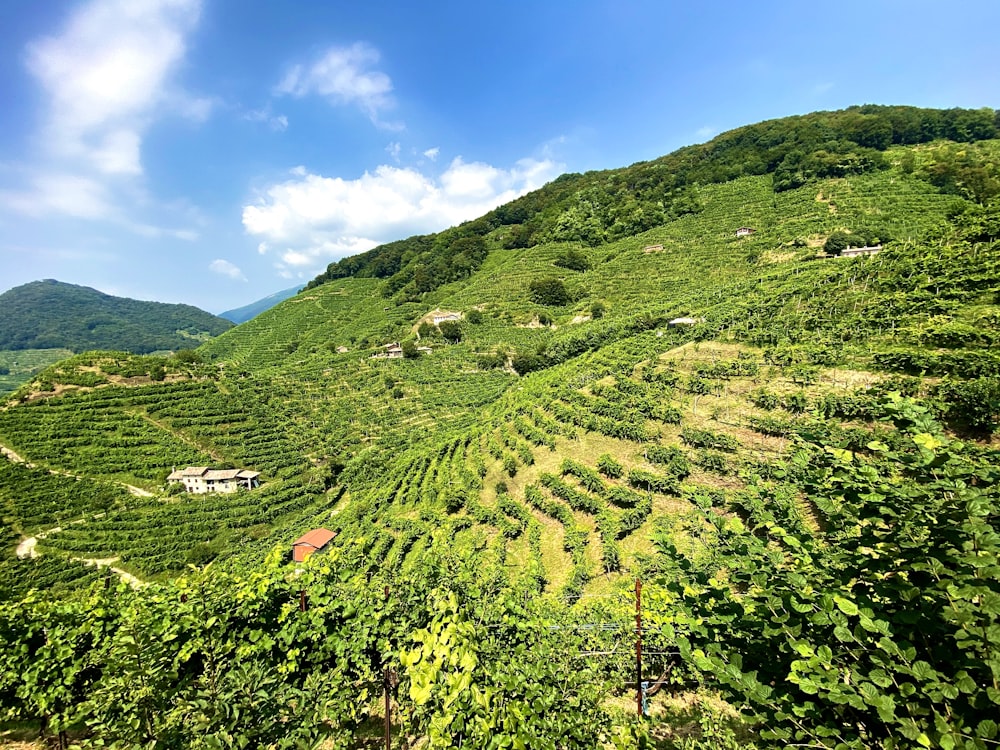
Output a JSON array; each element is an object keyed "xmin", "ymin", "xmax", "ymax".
[{"xmin": 292, "ymin": 528, "xmax": 337, "ymax": 562}]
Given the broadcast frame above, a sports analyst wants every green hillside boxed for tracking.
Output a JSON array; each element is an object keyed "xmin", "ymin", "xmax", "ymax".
[
  {"xmin": 0, "ymin": 279, "xmax": 233, "ymax": 353},
  {"xmin": 1, "ymin": 107, "xmax": 999, "ymax": 749}
]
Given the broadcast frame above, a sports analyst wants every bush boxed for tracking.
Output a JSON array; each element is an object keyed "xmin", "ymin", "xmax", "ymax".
[
  {"xmin": 174, "ymin": 349, "xmax": 201, "ymax": 364},
  {"xmin": 823, "ymin": 231, "xmax": 851, "ymax": 255},
  {"xmin": 529, "ymin": 278, "xmax": 571, "ymax": 306},
  {"xmin": 938, "ymin": 377, "xmax": 1000, "ymax": 433},
  {"xmin": 438, "ymin": 320, "xmax": 462, "ymax": 342},
  {"xmin": 553, "ymin": 248, "xmax": 591, "ymax": 272}
]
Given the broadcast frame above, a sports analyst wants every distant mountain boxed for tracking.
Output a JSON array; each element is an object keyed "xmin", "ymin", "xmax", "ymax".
[
  {"xmin": 219, "ymin": 285, "xmax": 303, "ymax": 324},
  {"xmin": 0, "ymin": 280, "xmax": 234, "ymax": 353}
]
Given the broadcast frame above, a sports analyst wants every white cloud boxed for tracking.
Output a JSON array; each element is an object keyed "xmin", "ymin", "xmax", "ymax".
[
  {"xmin": 276, "ymin": 43, "xmax": 400, "ymax": 128},
  {"xmin": 695, "ymin": 125, "xmax": 716, "ymax": 141},
  {"xmin": 243, "ymin": 105, "xmax": 289, "ymax": 131},
  {"xmin": 1, "ymin": 173, "xmax": 114, "ymax": 219},
  {"xmin": 386, "ymin": 141, "xmax": 401, "ymax": 161},
  {"xmin": 2, "ymin": 0, "xmax": 206, "ymax": 239},
  {"xmin": 26, "ymin": 0, "xmax": 204, "ymax": 177},
  {"xmin": 242, "ymin": 155, "xmax": 562, "ymax": 272},
  {"xmin": 423, "ymin": 147, "xmax": 440, "ymax": 161},
  {"xmin": 209, "ymin": 259, "xmax": 247, "ymax": 281}
]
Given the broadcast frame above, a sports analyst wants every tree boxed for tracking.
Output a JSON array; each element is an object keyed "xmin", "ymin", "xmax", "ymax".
[
  {"xmin": 401, "ymin": 340, "xmax": 419, "ymax": 358},
  {"xmin": 465, "ymin": 309, "xmax": 483, "ymax": 325},
  {"xmin": 528, "ymin": 278, "xmax": 571, "ymax": 306},
  {"xmin": 823, "ymin": 231, "xmax": 852, "ymax": 255},
  {"xmin": 590, "ymin": 301, "xmax": 605, "ymax": 319},
  {"xmin": 554, "ymin": 249, "xmax": 591, "ymax": 272},
  {"xmin": 438, "ymin": 320, "xmax": 462, "ymax": 343}
]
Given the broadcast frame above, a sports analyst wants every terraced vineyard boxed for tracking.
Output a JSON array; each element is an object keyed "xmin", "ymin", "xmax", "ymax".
[{"xmin": 2, "ymin": 111, "xmax": 999, "ymax": 748}]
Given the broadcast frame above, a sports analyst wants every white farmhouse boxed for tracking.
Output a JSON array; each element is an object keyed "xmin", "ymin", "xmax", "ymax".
[{"xmin": 167, "ymin": 466, "xmax": 261, "ymax": 494}]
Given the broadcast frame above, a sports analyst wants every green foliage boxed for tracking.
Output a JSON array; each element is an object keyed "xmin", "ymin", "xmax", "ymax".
[
  {"xmin": 651, "ymin": 398, "xmax": 1000, "ymax": 748},
  {"xmin": 438, "ymin": 320, "xmax": 463, "ymax": 342},
  {"xmin": 528, "ymin": 277, "xmax": 571, "ymax": 306},
  {"xmin": 0, "ymin": 280, "xmax": 232, "ymax": 353},
  {"xmin": 597, "ymin": 453, "xmax": 623, "ymax": 478},
  {"xmin": 554, "ymin": 248, "xmax": 592, "ymax": 271},
  {"xmin": 174, "ymin": 349, "xmax": 201, "ymax": 364},
  {"xmin": 680, "ymin": 427, "xmax": 740, "ymax": 452},
  {"xmin": 937, "ymin": 376, "xmax": 1000, "ymax": 434},
  {"xmin": 823, "ymin": 231, "xmax": 851, "ymax": 255}
]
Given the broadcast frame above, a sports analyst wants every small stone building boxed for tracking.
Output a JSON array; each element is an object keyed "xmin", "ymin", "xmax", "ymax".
[{"xmin": 735, "ymin": 227, "xmax": 756, "ymax": 237}]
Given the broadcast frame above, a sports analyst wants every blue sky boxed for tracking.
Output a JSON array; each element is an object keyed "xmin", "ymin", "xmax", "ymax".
[{"xmin": 0, "ymin": 0, "xmax": 997, "ymax": 314}]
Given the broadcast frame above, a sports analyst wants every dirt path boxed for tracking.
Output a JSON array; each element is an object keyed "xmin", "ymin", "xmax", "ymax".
[
  {"xmin": 1, "ymin": 444, "xmax": 26, "ymax": 464},
  {"xmin": 79, "ymin": 557, "xmax": 144, "ymax": 587},
  {"xmin": 2, "ymin": 438, "xmax": 155, "ymax": 498}
]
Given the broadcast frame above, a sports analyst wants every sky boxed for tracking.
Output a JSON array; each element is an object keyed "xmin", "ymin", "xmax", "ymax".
[{"xmin": 0, "ymin": 0, "xmax": 997, "ymax": 314}]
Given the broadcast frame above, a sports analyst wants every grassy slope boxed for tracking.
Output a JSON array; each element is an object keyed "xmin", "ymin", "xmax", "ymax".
[{"xmin": 0, "ymin": 145, "xmax": 996, "ymax": 589}]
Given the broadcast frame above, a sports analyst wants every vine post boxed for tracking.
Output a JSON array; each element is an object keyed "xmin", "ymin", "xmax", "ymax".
[
  {"xmin": 384, "ymin": 584, "xmax": 391, "ymax": 750},
  {"xmin": 635, "ymin": 578, "xmax": 643, "ymax": 719}
]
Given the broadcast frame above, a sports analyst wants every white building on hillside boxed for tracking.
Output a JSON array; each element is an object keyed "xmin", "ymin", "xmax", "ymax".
[{"xmin": 167, "ymin": 466, "xmax": 261, "ymax": 494}]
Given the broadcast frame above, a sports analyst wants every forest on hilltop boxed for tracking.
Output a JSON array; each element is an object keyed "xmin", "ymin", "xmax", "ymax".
[
  {"xmin": 0, "ymin": 105, "xmax": 998, "ymax": 749},
  {"xmin": 0, "ymin": 279, "xmax": 233, "ymax": 354}
]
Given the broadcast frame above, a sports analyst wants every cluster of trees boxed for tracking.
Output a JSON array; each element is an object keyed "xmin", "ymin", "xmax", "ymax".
[
  {"xmin": 305, "ymin": 232, "xmax": 491, "ymax": 302},
  {"xmin": 919, "ymin": 142, "xmax": 1000, "ymax": 204}
]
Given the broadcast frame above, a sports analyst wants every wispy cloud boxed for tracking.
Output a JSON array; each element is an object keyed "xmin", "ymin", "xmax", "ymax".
[
  {"xmin": 423, "ymin": 147, "xmax": 440, "ymax": 161},
  {"xmin": 243, "ymin": 155, "xmax": 562, "ymax": 276},
  {"xmin": 1, "ymin": 172, "xmax": 114, "ymax": 219},
  {"xmin": 26, "ymin": 0, "xmax": 205, "ymax": 177},
  {"xmin": 695, "ymin": 125, "xmax": 716, "ymax": 141},
  {"xmin": 242, "ymin": 105, "xmax": 289, "ymax": 131},
  {"xmin": 276, "ymin": 43, "xmax": 401, "ymax": 129},
  {"xmin": 209, "ymin": 259, "xmax": 247, "ymax": 281},
  {"xmin": 2, "ymin": 0, "xmax": 206, "ymax": 242}
]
